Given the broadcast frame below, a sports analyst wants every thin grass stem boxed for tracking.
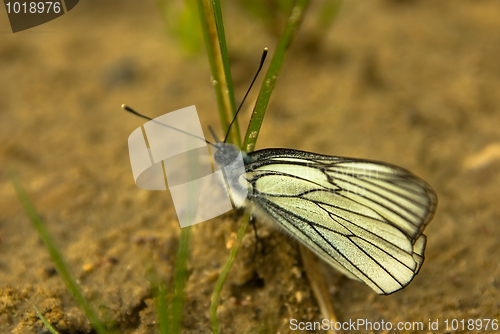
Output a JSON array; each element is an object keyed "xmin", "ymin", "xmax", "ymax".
[
  {"xmin": 10, "ymin": 171, "xmax": 109, "ymax": 334},
  {"xmin": 170, "ymin": 226, "xmax": 192, "ymax": 333},
  {"xmin": 242, "ymin": 0, "xmax": 310, "ymax": 152},
  {"xmin": 33, "ymin": 305, "xmax": 61, "ymax": 334},
  {"xmin": 147, "ymin": 263, "xmax": 170, "ymax": 334},
  {"xmin": 209, "ymin": 1, "xmax": 310, "ymax": 333},
  {"xmin": 196, "ymin": 0, "xmax": 241, "ymax": 147},
  {"xmin": 210, "ymin": 213, "xmax": 250, "ymax": 334}
]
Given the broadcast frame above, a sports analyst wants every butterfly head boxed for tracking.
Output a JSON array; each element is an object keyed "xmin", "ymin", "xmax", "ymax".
[{"xmin": 214, "ymin": 143, "xmax": 242, "ymax": 167}]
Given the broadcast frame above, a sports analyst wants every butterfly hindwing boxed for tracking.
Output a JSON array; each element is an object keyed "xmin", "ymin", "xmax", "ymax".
[{"xmin": 242, "ymin": 148, "xmax": 437, "ymax": 295}]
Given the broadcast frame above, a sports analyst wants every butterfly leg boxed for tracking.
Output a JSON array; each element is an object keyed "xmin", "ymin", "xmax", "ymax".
[{"xmin": 245, "ymin": 214, "xmax": 263, "ymax": 264}]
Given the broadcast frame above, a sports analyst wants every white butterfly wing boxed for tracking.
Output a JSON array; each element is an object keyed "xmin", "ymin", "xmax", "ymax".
[{"xmin": 242, "ymin": 149, "xmax": 437, "ymax": 295}]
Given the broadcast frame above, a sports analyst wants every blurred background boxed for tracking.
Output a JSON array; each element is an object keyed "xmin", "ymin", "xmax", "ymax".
[{"xmin": 1, "ymin": 0, "xmax": 499, "ymax": 333}]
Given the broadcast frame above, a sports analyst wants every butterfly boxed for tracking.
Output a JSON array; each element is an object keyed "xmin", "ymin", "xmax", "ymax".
[
  {"xmin": 214, "ymin": 143, "xmax": 437, "ymax": 295},
  {"xmin": 123, "ymin": 46, "xmax": 437, "ymax": 294}
]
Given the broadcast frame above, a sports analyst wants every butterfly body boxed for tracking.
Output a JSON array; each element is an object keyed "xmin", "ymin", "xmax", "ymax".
[{"xmin": 215, "ymin": 145, "xmax": 437, "ymax": 295}]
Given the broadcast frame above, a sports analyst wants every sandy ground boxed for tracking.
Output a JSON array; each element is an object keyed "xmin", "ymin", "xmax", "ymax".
[{"xmin": 1, "ymin": 0, "xmax": 500, "ymax": 333}]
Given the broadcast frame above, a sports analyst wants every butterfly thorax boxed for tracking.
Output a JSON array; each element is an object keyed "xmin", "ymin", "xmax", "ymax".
[{"xmin": 213, "ymin": 143, "xmax": 250, "ymax": 207}]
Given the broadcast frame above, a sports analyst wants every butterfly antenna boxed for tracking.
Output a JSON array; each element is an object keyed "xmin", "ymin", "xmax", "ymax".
[
  {"xmin": 208, "ymin": 126, "xmax": 221, "ymax": 144},
  {"xmin": 223, "ymin": 47, "xmax": 268, "ymax": 143},
  {"xmin": 121, "ymin": 104, "xmax": 216, "ymax": 148}
]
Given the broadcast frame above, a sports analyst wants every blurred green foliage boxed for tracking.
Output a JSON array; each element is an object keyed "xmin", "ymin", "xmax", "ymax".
[
  {"xmin": 156, "ymin": 0, "xmax": 341, "ymax": 55},
  {"xmin": 156, "ymin": 0, "xmax": 203, "ymax": 55}
]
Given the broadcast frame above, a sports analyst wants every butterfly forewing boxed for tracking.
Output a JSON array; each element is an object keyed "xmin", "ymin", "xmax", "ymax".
[{"xmin": 241, "ymin": 148, "xmax": 437, "ymax": 295}]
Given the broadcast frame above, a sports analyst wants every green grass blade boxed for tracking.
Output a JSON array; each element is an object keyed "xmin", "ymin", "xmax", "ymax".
[
  {"xmin": 157, "ymin": 284, "xmax": 170, "ymax": 334},
  {"xmin": 196, "ymin": 0, "xmax": 241, "ymax": 146},
  {"xmin": 211, "ymin": 0, "xmax": 241, "ymax": 145},
  {"xmin": 210, "ymin": 213, "xmax": 250, "ymax": 334},
  {"xmin": 146, "ymin": 264, "xmax": 170, "ymax": 334},
  {"xmin": 10, "ymin": 171, "xmax": 109, "ymax": 334},
  {"xmin": 33, "ymin": 305, "xmax": 61, "ymax": 334},
  {"xmin": 242, "ymin": 0, "xmax": 311, "ymax": 152},
  {"xmin": 170, "ymin": 226, "xmax": 191, "ymax": 333},
  {"xmin": 209, "ymin": 2, "xmax": 311, "ymax": 333}
]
